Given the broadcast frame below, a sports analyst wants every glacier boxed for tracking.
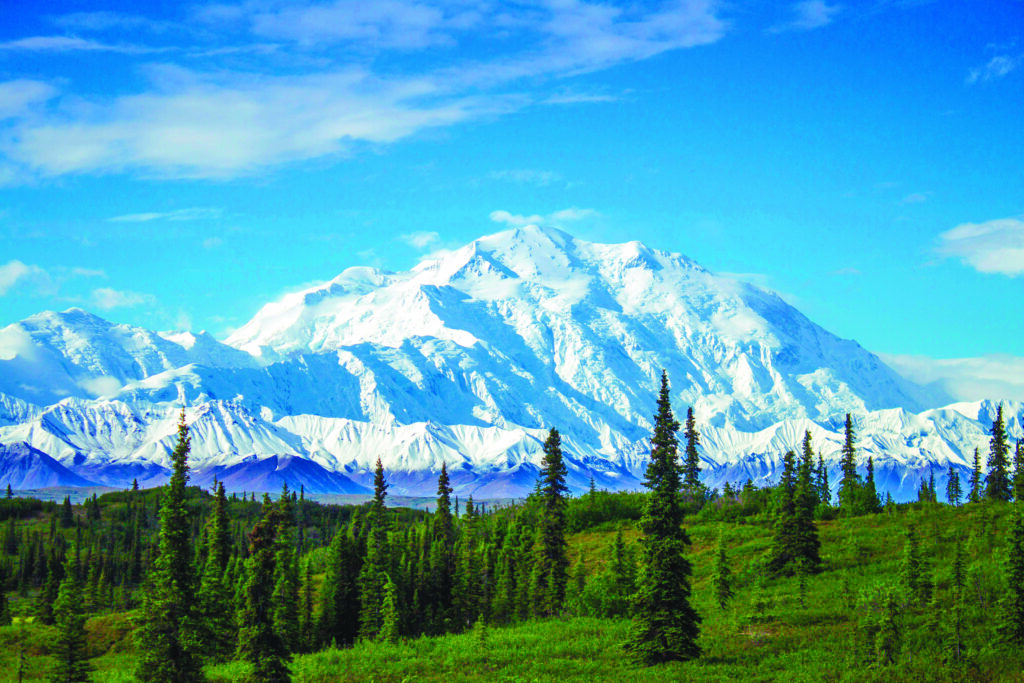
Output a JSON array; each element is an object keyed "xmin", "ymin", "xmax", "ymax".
[{"xmin": 0, "ymin": 225, "xmax": 1019, "ymax": 501}]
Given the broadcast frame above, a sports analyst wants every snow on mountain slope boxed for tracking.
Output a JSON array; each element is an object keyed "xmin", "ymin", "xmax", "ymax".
[
  {"xmin": 0, "ymin": 225, "xmax": 1015, "ymax": 501},
  {"xmin": 0, "ymin": 442, "xmax": 97, "ymax": 488}
]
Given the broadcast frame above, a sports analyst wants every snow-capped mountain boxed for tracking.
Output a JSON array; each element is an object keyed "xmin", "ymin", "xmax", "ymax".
[{"xmin": 0, "ymin": 226, "xmax": 1018, "ymax": 500}]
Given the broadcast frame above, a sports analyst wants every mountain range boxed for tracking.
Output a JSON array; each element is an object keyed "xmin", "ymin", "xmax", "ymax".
[{"xmin": 1, "ymin": 225, "xmax": 1019, "ymax": 500}]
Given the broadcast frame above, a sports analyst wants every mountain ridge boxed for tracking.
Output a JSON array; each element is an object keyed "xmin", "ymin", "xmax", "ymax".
[{"xmin": 0, "ymin": 225, "xmax": 1016, "ymax": 500}]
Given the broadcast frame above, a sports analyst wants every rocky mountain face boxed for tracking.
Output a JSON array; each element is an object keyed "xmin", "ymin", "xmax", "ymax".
[{"xmin": 0, "ymin": 226, "xmax": 1018, "ymax": 500}]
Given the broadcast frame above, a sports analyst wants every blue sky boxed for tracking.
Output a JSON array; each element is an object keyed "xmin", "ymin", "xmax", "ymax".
[{"xmin": 0, "ymin": 0, "xmax": 1022, "ymax": 397}]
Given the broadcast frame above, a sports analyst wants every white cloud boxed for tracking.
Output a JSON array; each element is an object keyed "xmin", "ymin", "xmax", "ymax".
[
  {"xmin": 967, "ymin": 54, "xmax": 1023, "ymax": 84},
  {"xmin": 107, "ymin": 207, "xmax": 223, "ymax": 222},
  {"xmin": 900, "ymin": 192, "xmax": 928, "ymax": 204},
  {"xmin": 769, "ymin": 1, "xmax": 841, "ymax": 33},
  {"xmin": 202, "ymin": 237, "xmax": 224, "ymax": 249},
  {"xmin": 399, "ymin": 231, "xmax": 441, "ymax": 249},
  {"xmin": 0, "ymin": 260, "xmax": 52, "ymax": 295},
  {"xmin": 881, "ymin": 353, "xmax": 1024, "ymax": 403},
  {"xmin": 0, "ymin": 80, "xmax": 58, "ymax": 120},
  {"xmin": 489, "ymin": 169, "xmax": 562, "ymax": 186},
  {"xmin": 70, "ymin": 267, "xmax": 106, "ymax": 277},
  {"xmin": 5, "ymin": 68, "xmax": 494, "ymax": 179},
  {"xmin": 937, "ymin": 215, "xmax": 1024, "ymax": 276},
  {"xmin": 489, "ymin": 207, "xmax": 599, "ymax": 227},
  {"xmin": 0, "ymin": 1, "xmax": 727, "ymax": 181},
  {"xmin": 77, "ymin": 376, "xmax": 123, "ymax": 398},
  {"xmin": 0, "ymin": 36, "xmax": 160, "ymax": 54},
  {"xmin": 91, "ymin": 287, "xmax": 156, "ymax": 309}
]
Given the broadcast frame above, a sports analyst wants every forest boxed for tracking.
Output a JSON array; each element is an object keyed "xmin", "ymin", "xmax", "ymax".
[{"xmin": 1, "ymin": 374, "xmax": 1022, "ymax": 682}]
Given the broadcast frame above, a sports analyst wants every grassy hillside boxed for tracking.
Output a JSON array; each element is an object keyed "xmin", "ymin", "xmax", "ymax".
[{"xmin": 2, "ymin": 499, "xmax": 1019, "ymax": 682}]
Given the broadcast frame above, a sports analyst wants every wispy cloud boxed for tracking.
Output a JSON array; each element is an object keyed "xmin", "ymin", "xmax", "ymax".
[
  {"xmin": 1, "ymin": 1, "xmax": 728, "ymax": 181},
  {"xmin": 937, "ymin": 215, "xmax": 1024, "ymax": 276},
  {"xmin": 107, "ymin": 207, "xmax": 223, "ymax": 222},
  {"xmin": 0, "ymin": 260, "xmax": 52, "ymax": 296},
  {"xmin": 769, "ymin": 1, "xmax": 841, "ymax": 33},
  {"xmin": 900, "ymin": 192, "xmax": 929, "ymax": 204},
  {"xmin": 966, "ymin": 53, "xmax": 1023, "ymax": 84},
  {"xmin": 0, "ymin": 36, "xmax": 163, "ymax": 54},
  {"xmin": 0, "ymin": 80, "xmax": 58, "ymax": 120},
  {"xmin": 91, "ymin": 287, "xmax": 156, "ymax": 310},
  {"xmin": 489, "ymin": 207, "xmax": 599, "ymax": 228},
  {"xmin": 399, "ymin": 230, "xmax": 441, "ymax": 249},
  {"xmin": 488, "ymin": 169, "xmax": 563, "ymax": 186},
  {"xmin": 880, "ymin": 352, "xmax": 1024, "ymax": 402}
]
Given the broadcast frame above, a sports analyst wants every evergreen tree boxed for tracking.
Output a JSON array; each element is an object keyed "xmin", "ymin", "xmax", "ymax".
[
  {"xmin": 196, "ymin": 482, "xmax": 235, "ymax": 661},
  {"xmin": 135, "ymin": 410, "xmax": 204, "ymax": 683},
  {"xmin": 36, "ymin": 546, "xmax": 63, "ymax": 625},
  {"xmin": 816, "ymin": 453, "xmax": 830, "ymax": 505},
  {"xmin": 59, "ymin": 496, "xmax": 74, "ymax": 528},
  {"xmin": 1000, "ymin": 504, "xmax": 1024, "ymax": 645},
  {"xmin": 565, "ymin": 548, "xmax": 587, "ymax": 617},
  {"xmin": 951, "ymin": 536, "xmax": 964, "ymax": 593},
  {"xmin": 838, "ymin": 414, "xmax": 861, "ymax": 513},
  {"xmin": 711, "ymin": 531, "xmax": 733, "ymax": 610},
  {"xmin": 272, "ymin": 484, "xmax": 300, "ymax": 653},
  {"xmin": 986, "ymin": 405, "xmax": 1012, "ymax": 501},
  {"xmin": 900, "ymin": 526, "xmax": 930, "ymax": 607},
  {"xmin": 315, "ymin": 526, "xmax": 360, "ymax": 647},
  {"xmin": 767, "ymin": 450, "xmax": 798, "ymax": 575},
  {"xmin": 875, "ymin": 587, "xmax": 901, "ymax": 665},
  {"xmin": 358, "ymin": 459, "xmax": 390, "ymax": 641},
  {"xmin": 237, "ymin": 497, "xmax": 290, "ymax": 683},
  {"xmin": 946, "ymin": 465, "xmax": 962, "ymax": 507},
  {"xmin": 793, "ymin": 432, "xmax": 822, "ymax": 572},
  {"xmin": 299, "ymin": 560, "xmax": 314, "ymax": 652},
  {"xmin": 601, "ymin": 528, "xmax": 636, "ymax": 618},
  {"xmin": 1014, "ymin": 440, "xmax": 1024, "ymax": 503},
  {"xmin": 378, "ymin": 575, "xmax": 401, "ymax": 644},
  {"xmin": 49, "ymin": 557, "xmax": 92, "ymax": 683},
  {"xmin": 530, "ymin": 428, "xmax": 569, "ymax": 618},
  {"xmin": 682, "ymin": 407, "xmax": 702, "ymax": 493},
  {"xmin": 862, "ymin": 456, "xmax": 881, "ymax": 513},
  {"xmin": 5, "ymin": 483, "xmax": 11, "ymax": 498},
  {"xmin": 428, "ymin": 463, "xmax": 456, "ymax": 632},
  {"xmin": 969, "ymin": 449, "xmax": 983, "ymax": 503},
  {"xmin": 625, "ymin": 371, "xmax": 701, "ymax": 665}
]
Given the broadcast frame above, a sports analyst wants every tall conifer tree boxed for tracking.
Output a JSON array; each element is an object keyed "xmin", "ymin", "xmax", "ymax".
[
  {"xmin": 712, "ymin": 531, "xmax": 733, "ymax": 610},
  {"xmin": 135, "ymin": 410, "xmax": 204, "ymax": 683},
  {"xmin": 530, "ymin": 428, "xmax": 569, "ymax": 618},
  {"xmin": 429, "ymin": 463, "xmax": 455, "ymax": 631},
  {"xmin": 272, "ymin": 484, "xmax": 300, "ymax": 653},
  {"xmin": 49, "ymin": 557, "xmax": 92, "ymax": 683},
  {"xmin": 625, "ymin": 372, "xmax": 701, "ymax": 664},
  {"xmin": 197, "ymin": 482, "xmax": 234, "ymax": 661},
  {"xmin": 682, "ymin": 407, "xmax": 702, "ymax": 493},
  {"xmin": 862, "ymin": 456, "xmax": 881, "ymax": 513},
  {"xmin": 838, "ymin": 414, "xmax": 861, "ymax": 512},
  {"xmin": 1000, "ymin": 504, "xmax": 1024, "ymax": 645},
  {"xmin": 946, "ymin": 465, "xmax": 962, "ymax": 507},
  {"xmin": 986, "ymin": 405, "xmax": 1012, "ymax": 501},
  {"xmin": 969, "ymin": 449, "xmax": 983, "ymax": 503},
  {"xmin": 237, "ymin": 497, "xmax": 290, "ymax": 683},
  {"xmin": 358, "ymin": 459, "xmax": 390, "ymax": 641},
  {"xmin": 1013, "ymin": 440, "xmax": 1024, "ymax": 503}
]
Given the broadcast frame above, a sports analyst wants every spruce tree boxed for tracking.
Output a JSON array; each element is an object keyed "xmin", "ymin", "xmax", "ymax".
[
  {"xmin": 197, "ymin": 482, "xmax": 235, "ymax": 661},
  {"xmin": 946, "ymin": 465, "xmax": 962, "ymax": 507},
  {"xmin": 59, "ymin": 496, "xmax": 74, "ymax": 528},
  {"xmin": 682, "ymin": 407, "xmax": 702, "ymax": 493},
  {"xmin": 429, "ymin": 463, "xmax": 456, "ymax": 631},
  {"xmin": 358, "ymin": 459, "xmax": 390, "ymax": 641},
  {"xmin": 565, "ymin": 548, "xmax": 587, "ymax": 617},
  {"xmin": 900, "ymin": 526, "xmax": 930, "ymax": 607},
  {"xmin": 531, "ymin": 428, "xmax": 569, "ymax": 618},
  {"xmin": 838, "ymin": 413, "xmax": 861, "ymax": 513},
  {"xmin": 237, "ymin": 497, "xmax": 290, "ymax": 683},
  {"xmin": 135, "ymin": 410, "xmax": 204, "ymax": 683},
  {"xmin": 1000, "ymin": 504, "xmax": 1024, "ymax": 645},
  {"xmin": 875, "ymin": 587, "xmax": 901, "ymax": 665},
  {"xmin": 986, "ymin": 405, "xmax": 1012, "ymax": 501},
  {"xmin": 49, "ymin": 557, "xmax": 92, "ymax": 683},
  {"xmin": 300, "ymin": 560, "xmax": 314, "ymax": 652},
  {"xmin": 1013, "ymin": 440, "xmax": 1024, "ymax": 503},
  {"xmin": 969, "ymin": 448, "xmax": 982, "ymax": 503},
  {"xmin": 862, "ymin": 456, "xmax": 881, "ymax": 513},
  {"xmin": 315, "ymin": 526, "xmax": 359, "ymax": 647},
  {"xmin": 768, "ymin": 449, "xmax": 798, "ymax": 576},
  {"xmin": 378, "ymin": 575, "xmax": 401, "ymax": 643},
  {"xmin": 793, "ymin": 432, "xmax": 822, "ymax": 572},
  {"xmin": 816, "ymin": 453, "xmax": 830, "ymax": 505},
  {"xmin": 272, "ymin": 484, "xmax": 300, "ymax": 653},
  {"xmin": 625, "ymin": 371, "xmax": 701, "ymax": 665},
  {"xmin": 712, "ymin": 531, "xmax": 733, "ymax": 610}
]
